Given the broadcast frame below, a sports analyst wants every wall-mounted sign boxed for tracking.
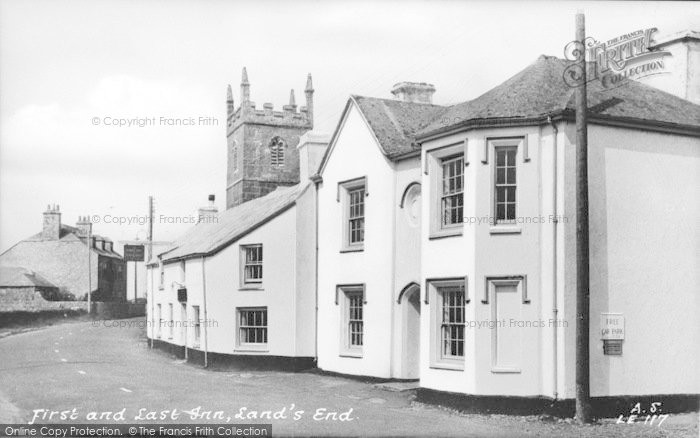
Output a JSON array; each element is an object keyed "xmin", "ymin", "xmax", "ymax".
[
  {"xmin": 601, "ymin": 313, "xmax": 625, "ymax": 340},
  {"xmin": 603, "ymin": 339, "xmax": 623, "ymax": 355},
  {"xmin": 124, "ymin": 244, "xmax": 145, "ymax": 262}
]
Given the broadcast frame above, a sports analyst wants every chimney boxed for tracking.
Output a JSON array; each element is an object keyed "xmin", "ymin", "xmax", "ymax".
[
  {"xmin": 76, "ymin": 216, "xmax": 93, "ymax": 239},
  {"xmin": 198, "ymin": 195, "xmax": 218, "ymax": 224},
  {"xmin": 297, "ymin": 132, "xmax": 330, "ymax": 179},
  {"xmin": 42, "ymin": 204, "xmax": 61, "ymax": 240},
  {"xmin": 640, "ymin": 30, "xmax": 700, "ymax": 105},
  {"xmin": 391, "ymin": 82, "xmax": 436, "ymax": 104}
]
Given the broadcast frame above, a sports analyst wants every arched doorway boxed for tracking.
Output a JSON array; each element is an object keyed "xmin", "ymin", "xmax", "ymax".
[{"xmin": 398, "ymin": 283, "xmax": 421, "ymax": 379}]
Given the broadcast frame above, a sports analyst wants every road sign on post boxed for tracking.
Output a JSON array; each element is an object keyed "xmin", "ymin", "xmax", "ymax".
[{"xmin": 124, "ymin": 245, "xmax": 145, "ymax": 262}]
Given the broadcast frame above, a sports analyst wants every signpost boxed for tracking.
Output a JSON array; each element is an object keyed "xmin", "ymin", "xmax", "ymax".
[
  {"xmin": 124, "ymin": 245, "xmax": 145, "ymax": 262},
  {"xmin": 124, "ymin": 244, "xmax": 145, "ymax": 302}
]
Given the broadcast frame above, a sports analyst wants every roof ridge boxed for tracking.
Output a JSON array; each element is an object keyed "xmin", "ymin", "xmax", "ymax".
[
  {"xmin": 351, "ymin": 94, "xmax": 445, "ymax": 107},
  {"xmin": 158, "ymin": 181, "xmax": 310, "ymax": 262}
]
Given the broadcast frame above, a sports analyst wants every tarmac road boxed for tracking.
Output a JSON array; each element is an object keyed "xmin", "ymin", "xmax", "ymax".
[{"xmin": 0, "ymin": 318, "xmax": 696, "ymax": 437}]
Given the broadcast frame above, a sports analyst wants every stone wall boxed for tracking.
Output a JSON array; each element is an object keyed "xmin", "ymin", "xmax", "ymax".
[
  {"xmin": 0, "ymin": 287, "xmax": 144, "ymax": 316},
  {"xmin": 0, "ymin": 287, "xmax": 87, "ymax": 312}
]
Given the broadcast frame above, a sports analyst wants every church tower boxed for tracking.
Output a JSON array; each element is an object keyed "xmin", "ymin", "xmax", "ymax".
[{"xmin": 225, "ymin": 68, "xmax": 314, "ymax": 209}]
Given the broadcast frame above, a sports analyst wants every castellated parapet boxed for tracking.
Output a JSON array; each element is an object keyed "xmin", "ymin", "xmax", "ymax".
[{"xmin": 224, "ymin": 68, "xmax": 314, "ymax": 209}]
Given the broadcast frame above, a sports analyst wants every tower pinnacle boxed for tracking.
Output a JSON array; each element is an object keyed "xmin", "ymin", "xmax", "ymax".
[{"xmin": 241, "ymin": 67, "xmax": 250, "ymax": 103}]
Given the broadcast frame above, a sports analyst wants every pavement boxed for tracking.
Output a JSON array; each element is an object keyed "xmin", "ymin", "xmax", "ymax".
[{"xmin": 0, "ymin": 317, "xmax": 697, "ymax": 437}]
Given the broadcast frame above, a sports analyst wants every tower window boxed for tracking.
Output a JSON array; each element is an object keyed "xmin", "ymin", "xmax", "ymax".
[
  {"xmin": 270, "ymin": 137, "xmax": 285, "ymax": 166},
  {"xmin": 232, "ymin": 140, "xmax": 238, "ymax": 173}
]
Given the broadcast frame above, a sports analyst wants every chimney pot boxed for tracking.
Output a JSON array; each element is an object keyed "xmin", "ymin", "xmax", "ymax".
[{"xmin": 198, "ymin": 195, "xmax": 218, "ymax": 224}]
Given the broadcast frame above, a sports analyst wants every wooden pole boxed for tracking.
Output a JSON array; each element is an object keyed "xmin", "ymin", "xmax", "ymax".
[
  {"xmin": 148, "ymin": 196, "xmax": 154, "ymax": 349},
  {"xmin": 147, "ymin": 196, "xmax": 154, "ymax": 261},
  {"xmin": 133, "ymin": 260, "xmax": 137, "ymax": 302},
  {"xmin": 87, "ymin": 220, "xmax": 92, "ymax": 314},
  {"xmin": 575, "ymin": 12, "xmax": 593, "ymax": 424}
]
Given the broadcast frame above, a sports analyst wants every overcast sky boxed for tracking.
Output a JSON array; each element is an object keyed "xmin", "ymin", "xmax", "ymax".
[{"xmin": 0, "ymin": 0, "xmax": 697, "ymax": 253}]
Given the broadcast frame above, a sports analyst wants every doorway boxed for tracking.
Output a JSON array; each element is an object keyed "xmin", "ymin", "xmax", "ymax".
[{"xmin": 400, "ymin": 284, "xmax": 421, "ymax": 379}]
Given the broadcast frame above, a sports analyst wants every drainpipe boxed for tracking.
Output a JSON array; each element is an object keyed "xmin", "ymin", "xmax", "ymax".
[
  {"xmin": 201, "ymin": 256, "xmax": 209, "ymax": 368},
  {"xmin": 548, "ymin": 116, "xmax": 559, "ymax": 399},
  {"xmin": 313, "ymin": 180, "xmax": 320, "ymax": 363}
]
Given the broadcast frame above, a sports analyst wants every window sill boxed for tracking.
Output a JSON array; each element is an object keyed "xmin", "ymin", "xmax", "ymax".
[
  {"xmin": 429, "ymin": 361, "xmax": 465, "ymax": 371},
  {"xmin": 489, "ymin": 225, "xmax": 522, "ymax": 235},
  {"xmin": 235, "ymin": 346, "xmax": 269, "ymax": 353},
  {"xmin": 340, "ymin": 246, "xmax": 364, "ymax": 253},
  {"xmin": 429, "ymin": 227, "xmax": 463, "ymax": 240},
  {"xmin": 158, "ymin": 286, "xmax": 164, "ymax": 291},
  {"xmin": 491, "ymin": 367, "xmax": 521, "ymax": 374},
  {"xmin": 339, "ymin": 351, "xmax": 363, "ymax": 358},
  {"xmin": 239, "ymin": 286, "xmax": 264, "ymax": 291}
]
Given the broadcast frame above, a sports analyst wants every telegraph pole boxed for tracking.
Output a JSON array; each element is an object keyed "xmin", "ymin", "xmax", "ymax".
[
  {"xmin": 147, "ymin": 196, "xmax": 154, "ymax": 261},
  {"xmin": 574, "ymin": 12, "xmax": 593, "ymax": 423},
  {"xmin": 87, "ymin": 217, "xmax": 92, "ymax": 314},
  {"xmin": 147, "ymin": 196, "xmax": 154, "ymax": 349}
]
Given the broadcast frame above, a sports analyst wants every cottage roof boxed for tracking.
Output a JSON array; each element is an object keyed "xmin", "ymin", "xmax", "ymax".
[
  {"xmin": 157, "ymin": 182, "xmax": 311, "ymax": 263},
  {"xmin": 3, "ymin": 225, "xmax": 123, "ymax": 260},
  {"xmin": 0, "ymin": 266, "xmax": 58, "ymax": 288}
]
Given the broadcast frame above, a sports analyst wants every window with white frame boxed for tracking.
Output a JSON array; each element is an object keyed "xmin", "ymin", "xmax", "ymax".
[
  {"xmin": 168, "ymin": 303, "xmax": 173, "ymax": 339},
  {"xmin": 427, "ymin": 142, "xmax": 466, "ymax": 238},
  {"xmin": 338, "ymin": 177, "xmax": 367, "ymax": 251},
  {"xmin": 180, "ymin": 261, "xmax": 186, "ymax": 284},
  {"xmin": 441, "ymin": 155, "xmax": 464, "ymax": 227},
  {"xmin": 192, "ymin": 305, "xmax": 201, "ymax": 347},
  {"xmin": 440, "ymin": 286, "xmax": 465, "ymax": 358},
  {"xmin": 237, "ymin": 307, "xmax": 268, "ymax": 348},
  {"xmin": 158, "ymin": 260, "xmax": 164, "ymax": 289},
  {"xmin": 494, "ymin": 146, "xmax": 517, "ymax": 224},
  {"xmin": 241, "ymin": 244, "xmax": 263, "ymax": 285},
  {"xmin": 348, "ymin": 293, "xmax": 363, "ymax": 347},
  {"xmin": 180, "ymin": 303, "xmax": 187, "ymax": 343},
  {"xmin": 348, "ymin": 188, "xmax": 365, "ymax": 245},
  {"xmin": 156, "ymin": 303, "xmax": 162, "ymax": 339},
  {"xmin": 428, "ymin": 277, "xmax": 467, "ymax": 369},
  {"xmin": 338, "ymin": 285, "xmax": 364, "ymax": 356}
]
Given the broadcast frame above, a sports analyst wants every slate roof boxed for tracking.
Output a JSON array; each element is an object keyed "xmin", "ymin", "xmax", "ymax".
[
  {"xmin": 157, "ymin": 182, "xmax": 311, "ymax": 263},
  {"xmin": 0, "ymin": 266, "xmax": 58, "ymax": 288},
  {"xmin": 351, "ymin": 95, "xmax": 447, "ymax": 159},
  {"xmin": 417, "ymin": 55, "xmax": 700, "ymax": 138},
  {"xmin": 329, "ymin": 55, "xmax": 699, "ymax": 169},
  {"xmin": 18, "ymin": 226, "xmax": 123, "ymax": 259}
]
